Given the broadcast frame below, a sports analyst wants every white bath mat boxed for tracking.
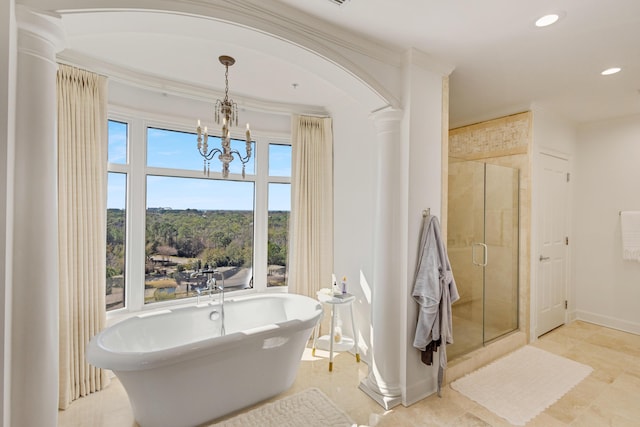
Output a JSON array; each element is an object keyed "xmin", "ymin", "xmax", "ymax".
[
  {"xmin": 450, "ymin": 346, "xmax": 592, "ymax": 426},
  {"xmin": 212, "ymin": 388, "xmax": 354, "ymax": 427}
]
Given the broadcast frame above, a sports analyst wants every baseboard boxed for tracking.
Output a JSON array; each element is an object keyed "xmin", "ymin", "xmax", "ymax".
[{"xmin": 575, "ymin": 310, "xmax": 640, "ymax": 335}]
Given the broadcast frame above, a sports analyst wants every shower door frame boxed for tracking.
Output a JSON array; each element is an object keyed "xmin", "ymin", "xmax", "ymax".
[{"xmin": 448, "ymin": 160, "xmax": 519, "ymax": 359}]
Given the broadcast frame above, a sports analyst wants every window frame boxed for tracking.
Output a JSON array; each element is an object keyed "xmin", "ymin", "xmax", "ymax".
[{"xmin": 106, "ymin": 107, "xmax": 291, "ymax": 321}]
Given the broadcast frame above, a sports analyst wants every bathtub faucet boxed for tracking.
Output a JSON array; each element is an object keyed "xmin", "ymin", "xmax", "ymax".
[
  {"xmin": 202, "ymin": 269, "xmax": 225, "ymax": 335},
  {"xmin": 193, "ymin": 269, "xmax": 218, "ymax": 304}
]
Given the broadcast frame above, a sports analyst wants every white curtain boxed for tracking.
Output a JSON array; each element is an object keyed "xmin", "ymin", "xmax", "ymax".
[
  {"xmin": 288, "ymin": 115, "xmax": 334, "ymax": 298},
  {"xmin": 57, "ymin": 64, "xmax": 109, "ymax": 409}
]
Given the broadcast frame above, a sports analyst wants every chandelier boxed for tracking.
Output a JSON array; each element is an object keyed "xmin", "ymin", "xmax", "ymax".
[{"xmin": 196, "ymin": 55, "xmax": 252, "ymax": 178}]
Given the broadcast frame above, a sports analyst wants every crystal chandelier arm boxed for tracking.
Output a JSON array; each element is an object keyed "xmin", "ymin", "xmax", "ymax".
[
  {"xmin": 229, "ymin": 149, "xmax": 251, "ymax": 164},
  {"xmin": 202, "ymin": 147, "xmax": 222, "ymax": 161}
]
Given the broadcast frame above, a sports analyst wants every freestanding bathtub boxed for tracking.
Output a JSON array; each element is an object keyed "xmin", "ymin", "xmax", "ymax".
[{"xmin": 87, "ymin": 293, "xmax": 322, "ymax": 427}]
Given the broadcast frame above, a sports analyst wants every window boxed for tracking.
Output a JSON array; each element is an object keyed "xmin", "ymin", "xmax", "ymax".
[
  {"xmin": 106, "ymin": 115, "xmax": 290, "ymax": 313},
  {"xmin": 106, "ymin": 120, "xmax": 128, "ymax": 311},
  {"xmin": 147, "ymin": 127, "xmax": 255, "ymax": 176},
  {"xmin": 145, "ymin": 175, "xmax": 255, "ymax": 303},
  {"xmin": 267, "ymin": 143, "xmax": 292, "ymax": 287},
  {"xmin": 108, "ymin": 120, "xmax": 128, "ymax": 165},
  {"xmin": 267, "ymin": 183, "xmax": 290, "ymax": 286}
]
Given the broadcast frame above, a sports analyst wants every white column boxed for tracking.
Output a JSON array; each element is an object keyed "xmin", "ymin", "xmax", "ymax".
[
  {"xmin": 12, "ymin": 6, "xmax": 64, "ymax": 427},
  {"xmin": 359, "ymin": 108, "xmax": 404, "ymax": 409}
]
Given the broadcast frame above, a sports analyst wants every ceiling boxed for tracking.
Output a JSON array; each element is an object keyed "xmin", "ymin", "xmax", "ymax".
[
  {"xmin": 57, "ymin": 0, "xmax": 640, "ymax": 128},
  {"xmin": 276, "ymin": 0, "xmax": 640, "ymax": 127}
]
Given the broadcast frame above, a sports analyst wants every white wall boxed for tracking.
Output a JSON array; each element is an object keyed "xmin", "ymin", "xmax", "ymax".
[
  {"xmin": 400, "ymin": 50, "xmax": 448, "ymax": 405},
  {"xmin": 0, "ymin": 1, "xmax": 16, "ymax": 424},
  {"xmin": 573, "ymin": 115, "xmax": 640, "ymax": 334},
  {"xmin": 330, "ymin": 94, "xmax": 378, "ymax": 362}
]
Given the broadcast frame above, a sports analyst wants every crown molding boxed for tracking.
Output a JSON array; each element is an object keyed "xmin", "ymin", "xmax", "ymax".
[
  {"xmin": 31, "ymin": 0, "xmax": 401, "ymax": 108},
  {"xmin": 57, "ymin": 50, "xmax": 330, "ymax": 117}
]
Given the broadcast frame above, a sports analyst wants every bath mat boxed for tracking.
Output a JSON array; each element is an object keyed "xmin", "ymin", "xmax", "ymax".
[
  {"xmin": 212, "ymin": 387, "xmax": 354, "ymax": 427},
  {"xmin": 450, "ymin": 346, "xmax": 592, "ymax": 426}
]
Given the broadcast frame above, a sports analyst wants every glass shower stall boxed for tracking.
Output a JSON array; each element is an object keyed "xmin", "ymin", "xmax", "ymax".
[{"xmin": 447, "ymin": 160, "xmax": 519, "ymax": 359}]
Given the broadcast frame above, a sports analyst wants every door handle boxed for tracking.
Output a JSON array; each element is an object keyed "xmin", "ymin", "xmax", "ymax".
[
  {"xmin": 472, "ymin": 243, "xmax": 488, "ymax": 267},
  {"xmin": 539, "ymin": 255, "xmax": 550, "ymax": 261}
]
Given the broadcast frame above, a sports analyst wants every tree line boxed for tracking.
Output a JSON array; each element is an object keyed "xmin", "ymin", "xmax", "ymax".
[{"xmin": 106, "ymin": 208, "xmax": 290, "ymax": 279}]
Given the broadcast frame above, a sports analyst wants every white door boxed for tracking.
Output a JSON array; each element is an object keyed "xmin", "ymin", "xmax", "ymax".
[{"xmin": 536, "ymin": 154, "xmax": 569, "ymax": 336}]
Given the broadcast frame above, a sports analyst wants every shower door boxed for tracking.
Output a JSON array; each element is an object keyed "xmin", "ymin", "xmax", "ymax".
[{"xmin": 447, "ymin": 160, "xmax": 519, "ymax": 359}]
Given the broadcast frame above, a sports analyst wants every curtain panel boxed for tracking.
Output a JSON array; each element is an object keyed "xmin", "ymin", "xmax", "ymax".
[
  {"xmin": 57, "ymin": 64, "xmax": 109, "ymax": 409},
  {"xmin": 288, "ymin": 115, "xmax": 334, "ymax": 299}
]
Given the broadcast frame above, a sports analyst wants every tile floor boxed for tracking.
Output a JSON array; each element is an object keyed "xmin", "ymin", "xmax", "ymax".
[{"xmin": 58, "ymin": 321, "xmax": 640, "ymax": 426}]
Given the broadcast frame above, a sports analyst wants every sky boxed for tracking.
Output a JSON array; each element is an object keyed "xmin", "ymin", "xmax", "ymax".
[{"xmin": 107, "ymin": 120, "xmax": 291, "ymax": 211}]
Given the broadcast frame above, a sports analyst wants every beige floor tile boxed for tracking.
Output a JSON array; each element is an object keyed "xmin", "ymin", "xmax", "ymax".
[
  {"xmin": 571, "ymin": 405, "xmax": 639, "ymax": 427},
  {"xmin": 531, "ymin": 332, "xmax": 581, "ymax": 356},
  {"xmin": 525, "ymin": 412, "xmax": 568, "ymax": 427},
  {"xmin": 444, "ymin": 412, "xmax": 492, "ymax": 427},
  {"xmin": 589, "ymin": 379, "xmax": 640, "ymax": 421},
  {"xmin": 545, "ymin": 388, "xmax": 592, "ymax": 424},
  {"xmin": 58, "ymin": 320, "xmax": 640, "ymax": 427}
]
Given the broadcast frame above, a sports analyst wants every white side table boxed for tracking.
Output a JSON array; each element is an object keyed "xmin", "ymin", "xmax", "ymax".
[{"xmin": 312, "ymin": 291, "xmax": 360, "ymax": 371}]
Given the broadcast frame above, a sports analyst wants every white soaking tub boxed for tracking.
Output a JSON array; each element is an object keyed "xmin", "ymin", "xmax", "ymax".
[{"xmin": 87, "ymin": 293, "xmax": 322, "ymax": 427}]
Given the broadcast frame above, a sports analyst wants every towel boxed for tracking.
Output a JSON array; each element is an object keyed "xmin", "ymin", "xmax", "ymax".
[
  {"xmin": 620, "ymin": 211, "xmax": 640, "ymax": 262},
  {"xmin": 412, "ymin": 215, "xmax": 459, "ymax": 396}
]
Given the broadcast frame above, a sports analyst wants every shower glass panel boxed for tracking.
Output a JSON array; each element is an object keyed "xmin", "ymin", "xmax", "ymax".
[
  {"xmin": 447, "ymin": 160, "xmax": 519, "ymax": 359},
  {"xmin": 483, "ymin": 164, "xmax": 519, "ymax": 342},
  {"xmin": 447, "ymin": 160, "xmax": 486, "ymax": 357}
]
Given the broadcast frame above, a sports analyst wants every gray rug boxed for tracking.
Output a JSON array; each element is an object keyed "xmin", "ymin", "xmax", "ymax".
[{"xmin": 213, "ymin": 388, "xmax": 354, "ymax": 426}]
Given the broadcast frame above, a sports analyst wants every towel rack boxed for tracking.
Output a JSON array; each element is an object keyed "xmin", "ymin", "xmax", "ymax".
[{"xmin": 422, "ymin": 208, "xmax": 431, "ymax": 218}]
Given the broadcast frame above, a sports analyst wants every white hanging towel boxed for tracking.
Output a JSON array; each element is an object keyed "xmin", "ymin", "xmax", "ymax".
[{"xmin": 620, "ymin": 211, "xmax": 640, "ymax": 262}]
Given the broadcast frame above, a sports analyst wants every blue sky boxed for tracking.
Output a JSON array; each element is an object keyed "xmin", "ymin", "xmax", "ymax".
[{"xmin": 107, "ymin": 120, "xmax": 291, "ymax": 211}]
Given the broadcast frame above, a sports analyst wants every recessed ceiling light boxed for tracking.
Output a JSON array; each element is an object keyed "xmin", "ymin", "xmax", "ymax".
[
  {"xmin": 535, "ymin": 14, "xmax": 559, "ymax": 27},
  {"xmin": 601, "ymin": 67, "xmax": 622, "ymax": 76}
]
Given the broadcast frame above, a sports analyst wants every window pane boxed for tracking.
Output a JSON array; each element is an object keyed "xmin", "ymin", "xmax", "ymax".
[
  {"xmin": 108, "ymin": 120, "xmax": 127, "ymax": 164},
  {"xmin": 147, "ymin": 127, "xmax": 255, "ymax": 176},
  {"xmin": 268, "ymin": 144, "xmax": 292, "ymax": 177},
  {"xmin": 145, "ymin": 176, "xmax": 254, "ymax": 304},
  {"xmin": 106, "ymin": 172, "xmax": 126, "ymax": 311},
  {"xmin": 267, "ymin": 183, "xmax": 290, "ymax": 287}
]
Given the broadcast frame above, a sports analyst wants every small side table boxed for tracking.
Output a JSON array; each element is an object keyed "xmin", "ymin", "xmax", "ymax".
[{"xmin": 312, "ymin": 291, "xmax": 360, "ymax": 372}]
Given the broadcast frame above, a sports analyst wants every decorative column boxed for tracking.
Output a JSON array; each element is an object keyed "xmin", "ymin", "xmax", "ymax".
[
  {"xmin": 359, "ymin": 108, "xmax": 404, "ymax": 409},
  {"xmin": 12, "ymin": 6, "xmax": 64, "ymax": 427}
]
